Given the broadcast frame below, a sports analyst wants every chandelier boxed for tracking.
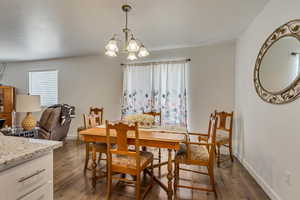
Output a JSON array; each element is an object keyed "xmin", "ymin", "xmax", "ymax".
[{"xmin": 105, "ymin": 4, "xmax": 149, "ymax": 60}]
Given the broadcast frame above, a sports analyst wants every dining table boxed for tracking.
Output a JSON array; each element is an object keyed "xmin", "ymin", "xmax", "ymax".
[{"xmin": 80, "ymin": 125, "xmax": 187, "ymax": 200}]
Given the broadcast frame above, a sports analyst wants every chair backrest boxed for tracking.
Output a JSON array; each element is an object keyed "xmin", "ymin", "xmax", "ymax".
[
  {"xmin": 105, "ymin": 120, "xmax": 141, "ymax": 169},
  {"xmin": 143, "ymin": 111, "xmax": 161, "ymax": 126},
  {"xmin": 39, "ymin": 107, "xmax": 61, "ymax": 131},
  {"xmin": 204, "ymin": 113, "xmax": 214, "ymax": 139},
  {"xmin": 215, "ymin": 110, "xmax": 233, "ymax": 138},
  {"xmin": 196, "ymin": 112, "xmax": 218, "ymax": 145},
  {"xmin": 208, "ymin": 113, "xmax": 218, "ymax": 145},
  {"xmin": 83, "ymin": 114, "xmax": 97, "ymax": 129},
  {"xmin": 207, "ymin": 113, "xmax": 218, "ymax": 162},
  {"xmin": 90, "ymin": 107, "xmax": 104, "ymax": 125}
]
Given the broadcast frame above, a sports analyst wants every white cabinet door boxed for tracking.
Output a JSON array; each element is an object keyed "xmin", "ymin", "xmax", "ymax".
[
  {"xmin": 19, "ymin": 182, "xmax": 52, "ymax": 200},
  {"xmin": 0, "ymin": 152, "xmax": 53, "ymax": 200}
]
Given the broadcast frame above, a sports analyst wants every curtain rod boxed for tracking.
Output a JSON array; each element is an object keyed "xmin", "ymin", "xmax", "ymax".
[{"xmin": 120, "ymin": 58, "xmax": 191, "ymax": 66}]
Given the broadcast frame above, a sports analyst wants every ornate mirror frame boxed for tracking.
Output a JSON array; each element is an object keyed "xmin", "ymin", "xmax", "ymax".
[{"xmin": 254, "ymin": 19, "xmax": 300, "ymax": 104}]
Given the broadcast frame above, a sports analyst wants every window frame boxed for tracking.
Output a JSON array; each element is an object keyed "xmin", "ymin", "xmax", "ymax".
[{"xmin": 28, "ymin": 69, "xmax": 59, "ymax": 107}]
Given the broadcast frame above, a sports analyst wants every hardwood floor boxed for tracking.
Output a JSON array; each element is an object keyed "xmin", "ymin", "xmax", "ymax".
[{"xmin": 53, "ymin": 141, "xmax": 270, "ymax": 200}]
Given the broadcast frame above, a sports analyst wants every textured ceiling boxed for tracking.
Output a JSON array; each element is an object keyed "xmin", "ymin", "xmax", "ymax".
[{"xmin": 0, "ymin": 0, "xmax": 269, "ymax": 62}]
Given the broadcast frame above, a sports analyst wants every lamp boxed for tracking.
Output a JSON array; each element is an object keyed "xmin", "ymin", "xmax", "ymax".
[
  {"xmin": 105, "ymin": 37, "xmax": 119, "ymax": 52},
  {"xmin": 127, "ymin": 36, "xmax": 140, "ymax": 52},
  {"xmin": 138, "ymin": 45, "xmax": 150, "ymax": 57},
  {"xmin": 127, "ymin": 52, "xmax": 137, "ymax": 61},
  {"xmin": 105, "ymin": 4, "xmax": 149, "ymax": 60},
  {"xmin": 16, "ymin": 95, "xmax": 41, "ymax": 130}
]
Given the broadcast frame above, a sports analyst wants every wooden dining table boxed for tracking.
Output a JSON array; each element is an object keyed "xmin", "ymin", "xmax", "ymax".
[{"xmin": 80, "ymin": 126, "xmax": 187, "ymax": 200}]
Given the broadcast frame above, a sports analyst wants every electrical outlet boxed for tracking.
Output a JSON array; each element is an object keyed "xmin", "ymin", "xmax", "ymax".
[{"xmin": 284, "ymin": 171, "xmax": 292, "ymax": 186}]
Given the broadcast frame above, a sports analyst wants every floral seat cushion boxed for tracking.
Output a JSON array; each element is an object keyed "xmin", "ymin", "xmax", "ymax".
[
  {"xmin": 112, "ymin": 151, "xmax": 153, "ymax": 169},
  {"xmin": 216, "ymin": 130, "xmax": 229, "ymax": 144},
  {"xmin": 176, "ymin": 143, "xmax": 209, "ymax": 162},
  {"xmin": 198, "ymin": 130, "xmax": 229, "ymax": 145}
]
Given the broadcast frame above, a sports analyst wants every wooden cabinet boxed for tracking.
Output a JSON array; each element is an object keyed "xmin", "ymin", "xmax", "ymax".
[{"xmin": 0, "ymin": 86, "xmax": 15, "ymax": 126}]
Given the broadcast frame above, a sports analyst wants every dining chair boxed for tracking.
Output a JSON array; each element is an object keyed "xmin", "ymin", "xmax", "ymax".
[
  {"xmin": 83, "ymin": 114, "xmax": 107, "ymax": 174},
  {"xmin": 143, "ymin": 110, "xmax": 162, "ymax": 125},
  {"xmin": 105, "ymin": 120, "xmax": 154, "ymax": 200},
  {"xmin": 197, "ymin": 111, "xmax": 234, "ymax": 167},
  {"xmin": 214, "ymin": 110, "xmax": 234, "ymax": 166},
  {"xmin": 143, "ymin": 110, "xmax": 163, "ymax": 177},
  {"xmin": 174, "ymin": 113, "xmax": 218, "ymax": 197},
  {"xmin": 77, "ymin": 107, "xmax": 104, "ymax": 144},
  {"xmin": 90, "ymin": 106, "xmax": 104, "ymax": 125}
]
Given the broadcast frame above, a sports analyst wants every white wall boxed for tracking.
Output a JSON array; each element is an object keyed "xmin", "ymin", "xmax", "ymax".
[
  {"xmin": 235, "ymin": 0, "xmax": 300, "ymax": 199},
  {"xmin": 2, "ymin": 55, "xmax": 123, "ymax": 137},
  {"xmin": 2, "ymin": 41, "xmax": 235, "ymax": 137}
]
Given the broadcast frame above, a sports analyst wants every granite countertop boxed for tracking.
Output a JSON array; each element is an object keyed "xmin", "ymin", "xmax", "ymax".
[{"xmin": 0, "ymin": 136, "xmax": 62, "ymax": 172}]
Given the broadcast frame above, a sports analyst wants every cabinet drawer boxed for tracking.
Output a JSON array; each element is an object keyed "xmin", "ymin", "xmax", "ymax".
[
  {"xmin": 19, "ymin": 182, "xmax": 52, "ymax": 200},
  {"xmin": 0, "ymin": 153, "xmax": 53, "ymax": 200}
]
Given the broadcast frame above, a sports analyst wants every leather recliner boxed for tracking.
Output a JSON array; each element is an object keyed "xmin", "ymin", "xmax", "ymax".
[{"xmin": 37, "ymin": 107, "xmax": 72, "ymax": 141}]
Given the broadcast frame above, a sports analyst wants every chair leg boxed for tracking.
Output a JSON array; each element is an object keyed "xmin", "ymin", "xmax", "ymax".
[
  {"xmin": 229, "ymin": 142, "xmax": 234, "ymax": 162},
  {"xmin": 208, "ymin": 165, "xmax": 217, "ymax": 197},
  {"xmin": 151, "ymin": 160, "xmax": 154, "ymax": 184},
  {"xmin": 136, "ymin": 174, "xmax": 141, "ymax": 200},
  {"xmin": 217, "ymin": 144, "xmax": 221, "ymax": 167},
  {"xmin": 173, "ymin": 160, "xmax": 179, "ymax": 200},
  {"xmin": 142, "ymin": 146, "xmax": 148, "ymax": 179},
  {"xmin": 144, "ymin": 161, "xmax": 154, "ymax": 199},
  {"xmin": 84, "ymin": 143, "xmax": 90, "ymax": 174},
  {"xmin": 158, "ymin": 148, "xmax": 162, "ymax": 178},
  {"xmin": 105, "ymin": 162, "xmax": 112, "ymax": 200}
]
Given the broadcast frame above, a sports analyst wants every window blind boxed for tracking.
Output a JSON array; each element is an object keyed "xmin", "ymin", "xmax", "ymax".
[{"xmin": 29, "ymin": 70, "xmax": 58, "ymax": 107}]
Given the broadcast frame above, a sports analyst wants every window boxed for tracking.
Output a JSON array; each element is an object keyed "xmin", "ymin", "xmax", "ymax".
[
  {"xmin": 29, "ymin": 70, "xmax": 58, "ymax": 107},
  {"xmin": 122, "ymin": 61, "xmax": 189, "ymax": 127}
]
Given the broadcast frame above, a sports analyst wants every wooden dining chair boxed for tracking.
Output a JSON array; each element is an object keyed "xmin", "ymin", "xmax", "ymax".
[
  {"xmin": 174, "ymin": 113, "xmax": 218, "ymax": 197},
  {"xmin": 198, "ymin": 111, "xmax": 234, "ymax": 167},
  {"xmin": 105, "ymin": 120, "xmax": 154, "ymax": 200},
  {"xmin": 83, "ymin": 114, "xmax": 107, "ymax": 174},
  {"xmin": 77, "ymin": 107, "xmax": 104, "ymax": 144},
  {"xmin": 143, "ymin": 110, "xmax": 162, "ymax": 125},
  {"xmin": 90, "ymin": 107, "xmax": 104, "ymax": 125},
  {"xmin": 214, "ymin": 111, "xmax": 234, "ymax": 166},
  {"xmin": 143, "ymin": 110, "xmax": 163, "ymax": 177}
]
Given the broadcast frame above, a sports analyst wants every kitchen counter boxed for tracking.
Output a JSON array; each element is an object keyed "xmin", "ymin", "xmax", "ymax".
[{"xmin": 0, "ymin": 136, "xmax": 62, "ymax": 172}]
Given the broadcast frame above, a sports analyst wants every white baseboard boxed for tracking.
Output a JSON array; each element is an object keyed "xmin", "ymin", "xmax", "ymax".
[{"xmin": 235, "ymin": 153, "xmax": 281, "ymax": 200}]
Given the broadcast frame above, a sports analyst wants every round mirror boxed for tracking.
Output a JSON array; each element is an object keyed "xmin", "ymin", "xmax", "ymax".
[
  {"xmin": 254, "ymin": 19, "xmax": 300, "ymax": 104},
  {"xmin": 259, "ymin": 37, "xmax": 300, "ymax": 93}
]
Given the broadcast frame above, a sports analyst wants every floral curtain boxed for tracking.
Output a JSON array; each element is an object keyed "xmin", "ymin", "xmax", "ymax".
[{"xmin": 122, "ymin": 61, "xmax": 189, "ymax": 127}]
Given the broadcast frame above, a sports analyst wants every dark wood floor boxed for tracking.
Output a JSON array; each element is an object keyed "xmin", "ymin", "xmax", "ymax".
[{"xmin": 53, "ymin": 141, "xmax": 270, "ymax": 200}]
